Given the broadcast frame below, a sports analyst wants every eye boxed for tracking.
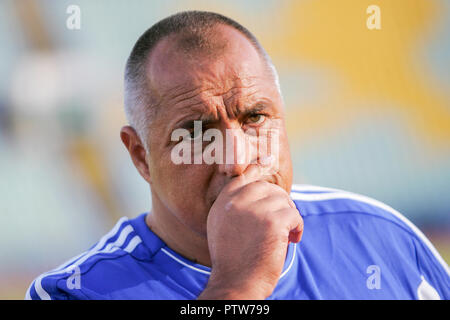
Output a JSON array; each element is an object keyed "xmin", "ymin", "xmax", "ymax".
[
  {"xmin": 246, "ymin": 114, "xmax": 266, "ymax": 126},
  {"xmin": 186, "ymin": 128, "xmax": 202, "ymax": 140}
]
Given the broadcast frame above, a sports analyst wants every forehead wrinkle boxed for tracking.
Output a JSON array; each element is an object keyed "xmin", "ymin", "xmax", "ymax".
[
  {"xmin": 154, "ymin": 66, "xmax": 271, "ymax": 128},
  {"xmin": 159, "ymin": 76, "xmax": 223, "ymax": 114},
  {"xmin": 165, "ymin": 83, "xmax": 212, "ymax": 105},
  {"xmin": 166, "ymin": 99, "xmax": 220, "ymax": 130},
  {"xmin": 220, "ymin": 84, "xmax": 258, "ymax": 102},
  {"xmin": 221, "ymin": 85, "xmax": 260, "ymax": 118},
  {"xmin": 166, "ymin": 83, "xmax": 263, "ymax": 128},
  {"xmin": 165, "ymin": 90, "xmax": 221, "ymax": 124},
  {"xmin": 166, "ymin": 72, "xmax": 261, "ymax": 101}
]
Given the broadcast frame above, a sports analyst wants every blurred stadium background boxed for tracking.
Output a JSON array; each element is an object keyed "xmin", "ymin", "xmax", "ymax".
[{"xmin": 0, "ymin": 0, "xmax": 449, "ymax": 299}]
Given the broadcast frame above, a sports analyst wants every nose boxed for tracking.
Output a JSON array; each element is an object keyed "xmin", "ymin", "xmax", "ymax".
[
  {"xmin": 217, "ymin": 162, "xmax": 247, "ymax": 178},
  {"xmin": 216, "ymin": 125, "xmax": 256, "ymax": 178}
]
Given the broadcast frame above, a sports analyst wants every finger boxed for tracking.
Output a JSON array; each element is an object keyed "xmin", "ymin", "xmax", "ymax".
[
  {"xmin": 257, "ymin": 155, "xmax": 277, "ymax": 179},
  {"xmin": 241, "ymin": 155, "xmax": 276, "ymax": 185},
  {"xmin": 289, "ymin": 216, "xmax": 303, "ymax": 243},
  {"xmin": 248, "ymin": 193, "xmax": 295, "ymax": 211},
  {"xmin": 289, "ymin": 226, "xmax": 303, "ymax": 244},
  {"xmin": 261, "ymin": 187, "xmax": 297, "ymax": 209},
  {"xmin": 225, "ymin": 155, "xmax": 275, "ymax": 194},
  {"xmin": 274, "ymin": 208, "xmax": 304, "ymax": 244},
  {"xmin": 252, "ymin": 181, "xmax": 296, "ymax": 209}
]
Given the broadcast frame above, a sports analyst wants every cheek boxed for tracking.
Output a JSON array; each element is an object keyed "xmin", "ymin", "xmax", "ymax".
[
  {"xmin": 274, "ymin": 130, "xmax": 293, "ymax": 189},
  {"xmin": 150, "ymin": 156, "xmax": 213, "ymax": 219},
  {"xmin": 279, "ymin": 150, "xmax": 293, "ymax": 180},
  {"xmin": 262, "ymin": 123, "xmax": 291, "ymax": 162}
]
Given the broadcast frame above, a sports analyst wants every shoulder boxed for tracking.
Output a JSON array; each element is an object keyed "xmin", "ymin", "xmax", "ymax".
[
  {"xmin": 290, "ymin": 184, "xmax": 450, "ymax": 278},
  {"xmin": 26, "ymin": 216, "xmax": 149, "ymax": 300},
  {"xmin": 291, "ymin": 183, "xmax": 424, "ymax": 233}
]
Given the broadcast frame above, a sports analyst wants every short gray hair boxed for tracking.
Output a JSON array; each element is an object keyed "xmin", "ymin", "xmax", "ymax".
[{"xmin": 124, "ymin": 10, "xmax": 281, "ymax": 151}]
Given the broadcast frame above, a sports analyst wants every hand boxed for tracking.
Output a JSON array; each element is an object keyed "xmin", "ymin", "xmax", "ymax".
[{"xmin": 198, "ymin": 161, "xmax": 303, "ymax": 300}]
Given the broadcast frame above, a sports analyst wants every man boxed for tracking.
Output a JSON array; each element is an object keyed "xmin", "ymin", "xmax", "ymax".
[{"xmin": 27, "ymin": 11, "xmax": 449, "ymax": 300}]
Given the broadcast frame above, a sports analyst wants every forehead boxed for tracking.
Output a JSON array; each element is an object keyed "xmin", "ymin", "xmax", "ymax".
[{"xmin": 145, "ymin": 24, "xmax": 274, "ymax": 105}]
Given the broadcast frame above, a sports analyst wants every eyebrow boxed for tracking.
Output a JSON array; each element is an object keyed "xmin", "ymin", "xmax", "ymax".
[
  {"xmin": 238, "ymin": 103, "xmax": 268, "ymax": 116},
  {"xmin": 177, "ymin": 114, "xmax": 217, "ymax": 130},
  {"xmin": 174, "ymin": 101, "xmax": 272, "ymax": 130}
]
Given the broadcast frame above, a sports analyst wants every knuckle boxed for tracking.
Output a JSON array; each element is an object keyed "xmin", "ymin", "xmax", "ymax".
[
  {"xmin": 246, "ymin": 180, "xmax": 270, "ymax": 190},
  {"xmin": 277, "ymin": 207, "xmax": 301, "ymax": 222},
  {"xmin": 262, "ymin": 216, "xmax": 278, "ymax": 230},
  {"xmin": 225, "ymin": 199, "xmax": 243, "ymax": 213}
]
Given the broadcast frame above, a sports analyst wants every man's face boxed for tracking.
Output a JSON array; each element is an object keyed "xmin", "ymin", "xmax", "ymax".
[{"xmin": 144, "ymin": 25, "xmax": 293, "ymax": 236}]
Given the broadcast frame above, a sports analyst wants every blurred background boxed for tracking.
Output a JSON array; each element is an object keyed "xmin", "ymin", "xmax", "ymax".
[{"xmin": 0, "ymin": 0, "xmax": 449, "ymax": 299}]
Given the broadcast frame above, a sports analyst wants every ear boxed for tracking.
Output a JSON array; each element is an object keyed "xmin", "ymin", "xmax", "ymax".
[{"xmin": 120, "ymin": 126, "xmax": 151, "ymax": 184}]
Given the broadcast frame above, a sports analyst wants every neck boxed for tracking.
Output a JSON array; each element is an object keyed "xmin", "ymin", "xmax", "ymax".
[{"xmin": 146, "ymin": 192, "xmax": 212, "ymax": 267}]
